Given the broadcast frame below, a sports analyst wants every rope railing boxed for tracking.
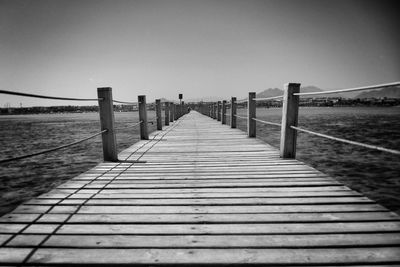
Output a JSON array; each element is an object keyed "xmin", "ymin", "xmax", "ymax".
[
  {"xmin": 252, "ymin": 118, "xmax": 281, "ymax": 127},
  {"xmin": 1, "ymin": 88, "xmax": 188, "ymax": 163},
  {"xmin": 0, "ymin": 130, "xmax": 107, "ymax": 164},
  {"xmin": 253, "ymin": 95, "xmax": 284, "ymax": 101},
  {"xmin": 294, "ymin": 81, "xmax": 400, "ymax": 96},
  {"xmin": 235, "ymin": 114, "xmax": 248, "ymax": 119},
  {"xmin": 291, "ymin": 126, "xmax": 400, "ymax": 155},
  {"xmin": 0, "ymin": 89, "xmax": 102, "ymax": 101},
  {"xmin": 113, "ymin": 100, "xmax": 137, "ymax": 105},
  {"xmin": 200, "ymin": 81, "xmax": 398, "ymax": 159}
]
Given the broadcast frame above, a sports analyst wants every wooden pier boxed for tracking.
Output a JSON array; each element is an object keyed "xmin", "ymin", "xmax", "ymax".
[{"xmin": 1, "ymin": 111, "xmax": 400, "ymax": 266}]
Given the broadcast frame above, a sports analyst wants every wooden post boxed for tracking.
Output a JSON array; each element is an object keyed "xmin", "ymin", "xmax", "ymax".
[
  {"xmin": 280, "ymin": 83, "xmax": 300, "ymax": 158},
  {"xmin": 165, "ymin": 102, "xmax": 170, "ymax": 126},
  {"xmin": 217, "ymin": 101, "xmax": 221, "ymax": 121},
  {"xmin": 182, "ymin": 101, "xmax": 185, "ymax": 116},
  {"xmin": 173, "ymin": 103, "xmax": 177, "ymax": 120},
  {"xmin": 231, "ymin": 97, "xmax": 237, "ymax": 128},
  {"xmin": 222, "ymin": 100, "xmax": 227, "ymax": 124},
  {"xmin": 97, "ymin": 87, "xmax": 118, "ymax": 162},
  {"xmin": 156, "ymin": 99, "xmax": 162, "ymax": 130},
  {"xmin": 170, "ymin": 103, "xmax": 174, "ymax": 122},
  {"xmin": 138, "ymin": 95, "xmax": 148, "ymax": 140},
  {"xmin": 211, "ymin": 103, "xmax": 215, "ymax": 119},
  {"xmin": 248, "ymin": 92, "xmax": 256, "ymax": 137}
]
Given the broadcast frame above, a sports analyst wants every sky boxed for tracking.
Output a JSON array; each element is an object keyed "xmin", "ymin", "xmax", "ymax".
[{"xmin": 0, "ymin": 0, "xmax": 399, "ymax": 106}]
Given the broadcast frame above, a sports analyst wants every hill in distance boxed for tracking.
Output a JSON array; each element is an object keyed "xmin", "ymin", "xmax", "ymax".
[
  {"xmin": 256, "ymin": 86, "xmax": 342, "ymax": 98},
  {"xmin": 257, "ymin": 85, "xmax": 400, "ymax": 99},
  {"xmin": 355, "ymin": 86, "xmax": 400, "ymax": 98}
]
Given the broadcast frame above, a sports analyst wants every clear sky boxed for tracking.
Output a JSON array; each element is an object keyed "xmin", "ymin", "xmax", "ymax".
[{"xmin": 1, "ymin": 0, "xmax": 399, "ymax": 106}]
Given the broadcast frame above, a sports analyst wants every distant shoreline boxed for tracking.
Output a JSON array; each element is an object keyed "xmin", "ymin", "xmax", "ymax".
[{"xmin": 2, "ymin": 97, "xmax": 400, "ymax": 115}]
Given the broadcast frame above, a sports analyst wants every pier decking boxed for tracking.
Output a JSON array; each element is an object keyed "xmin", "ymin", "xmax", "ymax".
[{"xmin": 1, "ymin": 111, "xmax": 400, "ymax": 266}]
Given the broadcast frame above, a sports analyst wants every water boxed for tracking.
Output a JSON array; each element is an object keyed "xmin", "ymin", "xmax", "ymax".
[
  {"xmin": 0, "ymin": 111, "xmax": 156, "ymax": 215},
  {"xmin": 235, "ymin": 107, "xmax": 400, "ymax": 213},
  {"xmin": 0, "ymin": 107, "xmax": 399, "ymax": 215}
]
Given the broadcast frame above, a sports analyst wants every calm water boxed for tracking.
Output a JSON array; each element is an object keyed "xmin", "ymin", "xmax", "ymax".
[
  {"xmin": 0, "ymin": 111, "xmax": 156, "ymax": 215},
  {"xmin": 236, "ymin": 107, "xmax": 400, "ymax": 213},
  {"xmin": 0, "ymin": 107, "xmax": 399, "ymax": 215}
]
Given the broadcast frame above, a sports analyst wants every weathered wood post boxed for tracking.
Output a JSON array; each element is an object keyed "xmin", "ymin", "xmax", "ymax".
[
  {"xmin": 182, "ymin": 101, "xmax": 185, "ymax": 116},
  {"xmin": 280, "ymin": 83, "xmax": 300, "ymax": 158},
  {"xmin": 211, "ymin": 103, "xmax": 215, "ymax": 119},
  {"xmin": 156, "ymin": 99, "xmax": 162, "ymax": 130},
  {"xmin": 248, "ymin": 92, "xmax": 256, "ymax": 137},
  {"xmin": 217, "ymin": 101, "xmax": 221, "ymax": 121},
  {"xmin": 138, "ymin": 95, "xmax": 149, "ymax": 140},
  {"xmin": 231, "ymin": 97, "xmax": 237, "ymax": 128},
  {"xmin": 165, "ymin": 102, "xmax": 170, "ymax": 126},
  {"xmin": 213, "ymin": 103, "xmax": 216, "ymax": 119},
  {"xmin": 222, "ymin": 100, "xmax": 227, "ymax": 124},
  {"xmin": 170, "ymin": 102, "xmax": 174, "ymax": 122},
  {"xmin": 97, "ymin": 87, "xmax": 118, "ymax": 162},
  {"xmin": 173, "ymin": 103, "xmax": 177, "ymax": 120}
]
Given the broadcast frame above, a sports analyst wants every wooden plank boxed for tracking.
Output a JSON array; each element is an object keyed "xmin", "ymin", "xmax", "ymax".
[
  {"xmin": 25, "ymin": 196, "xmax": 372, "ymax": 206},
  {"xmin": 77, "ymin": 204, "xmax": 387, "ymax": 214},
  {"xmin": 61, "ymin": 212, "xmax": 400, "ymax": 224},
  {"xmin": 43, "ymin": 233, "xmax": 400, "ymax": 248},
  {"xmin": 28, "ymin": 248, "xmax": 400, "ymax": 265},
  {"xmin": 0, "ymin": 235, "xmax": 11, "ymax": 245},
  {"xmin": 7, "ymin": 235, "xmax": 47, "ymax": 247},
  {"xmin": 84, "ymin": 181, "xmax": 341, "ymax": 189},
  {"xmin": 0, "ymin": 224, "xmax": 26, "ymax": 234},
  {"xmin": 0, "ymin": 248, "xmax": 32, "ymax": 264},
  {"xmin": 0, "ymin": 214, "xmax": 39, "ymax": 223},
  {"xmin": 65, "ymin": 191, "xmax": 360, "ymax": 199},
  {"xmin": 55, "ymin": 222, "xmax": 400, "ymax": 234},
  {"xmin": 54, "ymin": 197, "xmax": 374, "ymax": 206},
  {"xmin": 74, "ymin": 186, "xmax": 352, "ymax": 194}
]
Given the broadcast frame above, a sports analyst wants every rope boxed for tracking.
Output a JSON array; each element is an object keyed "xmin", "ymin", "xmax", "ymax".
[
  {"xmin": 113, "ymin": 100, "xmax": 137, "ymax": 105},
  {"xmin": 294, "ymin": 81, "xmax": 400, "ymax": 96},
  {"xmin": 0, "ymin": 89, "xmax": 101, "ymax": 101},
  {"xmin": 0, "ymin": 130, "xmax": 107, "ymax": 164},
  {"xmin": 236, "ymin": 99, "xmax": 248, "ymax": 103},
  {"xmin": 291, "ymin": 126, "xmax": 400, "ymax": 155},
  {"xmin": 115, "ymin": 121, "xmax": 142, "ymax": 131},
  {"xmin": 253, "ymin": 95, "xmax": 284, "ymax": 101},
  {"xmin": 235, "ymin": 114, "xmax": 248, "ymax": 119},
  {"xmin": 253, "ymin": 118, "xmax": 281, "ymax": 127}
]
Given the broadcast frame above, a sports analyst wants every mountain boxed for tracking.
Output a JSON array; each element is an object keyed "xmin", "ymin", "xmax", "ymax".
[
  {"xmin": 256, "ymin": 88, "xmax": 282, "ymax": 98},
  {"xmin": 355, "ymin": 86, "xmax": 400, "ymax": 99},
  {"xmin": 256, "ymin": 86, "xmax": 342, "ymax": 98}
]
